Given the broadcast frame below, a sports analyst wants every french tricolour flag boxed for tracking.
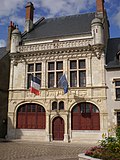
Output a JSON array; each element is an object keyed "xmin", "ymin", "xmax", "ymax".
[{"xmin": 30, "ymin": 75, "xmax": 40, "ymax": 95}]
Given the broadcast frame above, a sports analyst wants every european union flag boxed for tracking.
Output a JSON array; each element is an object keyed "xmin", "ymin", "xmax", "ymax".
[{"xmin": 58, "ymin": 74, "xmax": 68, "ymax": 94}]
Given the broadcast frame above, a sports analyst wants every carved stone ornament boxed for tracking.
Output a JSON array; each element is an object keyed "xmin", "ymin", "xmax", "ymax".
[{"xmin": 95, "ymin": 51, "xmax": 101, "ymax": 59}]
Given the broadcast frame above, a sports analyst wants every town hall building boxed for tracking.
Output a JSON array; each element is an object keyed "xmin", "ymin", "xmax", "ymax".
[{"xmin": 6, "ymin": 0, "xmax": 118, "ymax": 142}]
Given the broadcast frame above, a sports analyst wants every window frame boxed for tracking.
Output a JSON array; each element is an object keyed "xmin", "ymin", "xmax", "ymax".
[
  {"xmin": 117, "ymin": 112, "xmax": 120, "ymax": 126},
  {"xmin": 16, "ymin": 104, "xmax": 46, "ymax": 129},
  {"xmin": 27, "ymin": 62, "xmax": 42, "ymax": 89},
  {"xmin": 48, "ymin": 61, "xmax": 63, "ymax": 88},
  {"xmin": 71, "ymin": 102, "xmax": 100, "ymax": 130},
  {"xmin": 114, "ymin": 79, "xmax": 120, "ymax": 101},
  {"xmin": 51, "ymin": 101, "xmax": 64, "ymax": 111},
  {"xmin": 70, "ymin": 59, "xmax": 86, "ymax": 87}
]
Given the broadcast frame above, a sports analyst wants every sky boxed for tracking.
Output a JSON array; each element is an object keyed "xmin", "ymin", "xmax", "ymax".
[{"xmin": 0, "ymin": 0, "xmax": 120, "ymax": 47}]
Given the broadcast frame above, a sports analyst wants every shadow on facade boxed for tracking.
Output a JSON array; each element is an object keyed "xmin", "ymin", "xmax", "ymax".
[{"xmin": 7, "ymin": 116, "xmax": 23, "ymax": 140}]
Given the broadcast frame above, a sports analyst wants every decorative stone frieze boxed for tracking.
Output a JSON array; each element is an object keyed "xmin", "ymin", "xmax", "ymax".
[
  {"xmin": 10, "ymin": 43, "xmax": 104, "ymax": 64},
  {"xmin": 17, "ymin": 39, "xmax": 93, "ymax": 53}
]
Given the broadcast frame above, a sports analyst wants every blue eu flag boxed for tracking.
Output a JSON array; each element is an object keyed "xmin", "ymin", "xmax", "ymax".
[{"xmin": 58, "ymin": 74, "xmax": 68, "ymax": 94}]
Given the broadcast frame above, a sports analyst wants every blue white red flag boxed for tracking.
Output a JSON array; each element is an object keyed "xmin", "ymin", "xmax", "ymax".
[
  {"xmin": 30, "ymin": 76, "xmax": 40, "ymax": 95},
  {"xmin": 58, "ymin": 74, "xmax": 68, "ymax": 94}
]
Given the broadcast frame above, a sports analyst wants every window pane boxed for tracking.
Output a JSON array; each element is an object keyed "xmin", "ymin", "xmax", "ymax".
[
  {"xmin": 27, "ymin": 74, "xmax": 32, "ymax": 89},
  {"xmin": 31, "ymin": 105, "xmax": 36, "ymax": 112},
  {"xmin": 56, "ymin": 72, "xmax": 63, "ymax": 87},
  {"xmin": 56, "ymin": 61, "xmax": 63, "ymax": 70},
  {"xmin": 70, "ymin": 71, "xmax": 77, "ymax": 87},
  {"xmin": 52, "ymin": 102, "xmax": 57, "ymax": 110},
  {"xmin": 48, "ymin": 62, "xmax": 54, "ymax": 70},
  {"xmin": 70, "ymin": 60, "xmax": 77, "ymax": 69},
  {"xmin": 22, "ymin": 106, "xmax": 26, "ymax": 112},
  {"xmin": 59, "ymin": 101, "xmax": 64, "ymax": 110},
  {"xmin": 35, "ymin": 73, "xmax": 41, "ymax": 87},
  {"xmin": 117, "ymin": 112, "xmax": 120, "ymax": 126},
  {"xmin": 72, "ymin": 106, "xmax": 78, "ymax": 112},
  {"xmin": 17, "ymin": 107, "xmax": 21, "ymax": 112},
  {"xmin": 79, "ymin": 71, "xmax": 86, "ymax": 87},
  {"xmin": 48, "ymin": 72, "xmax": 54, "ymax": 88},
  {"xmin": 79, "ymin": 60, "xmax": 85, "ymax": 69},
  {"xmin": 116, "ymin": 88, "xmax": 120, "ymax": 99},
  {"xmin": 41, "ymin": 107, "xmax": 45, "ymax": 112},
  {"xmin": 36, "ymin": 63, "xmax": 41, "ymax": 71},
  {"xmin": 92, "ymin": 106, "xmax": 99, "ymax": 113},
  {"xmin": 28, "ymin": 64, "xmax": 34, "ymax": 72},
  {"xmin": 35, "ymin": 73, "xmax": 41, "ymax": 80},
  {"xmin": 27, "ymin": 105, "xmax": 31, "ymax": 112},
  {"xmin": 115, "ymin": 81, "xmax": 120, "ymax": 86},
  {"xmin": 37, "ymin": 106, "xmax": 41, "ymax": 112},
  {"xmin": 80, "ymin": 104, "xmax": 85, "ymax": 113},
  {"xmin": 86, "ymin": 104, "xmax": 90, "ymax": 113}
]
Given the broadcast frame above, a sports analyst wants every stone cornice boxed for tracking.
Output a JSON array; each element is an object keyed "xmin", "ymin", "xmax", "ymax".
[
  {"xmin": 10, "ymin": 43, "xmax": 104, "ymax": 62},
  {"xmin": 17, "ymin": 38, "xmax": 93, "ymax": 53}
]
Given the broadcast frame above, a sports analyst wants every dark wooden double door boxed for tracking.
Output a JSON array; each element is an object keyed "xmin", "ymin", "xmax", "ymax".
[{"xmin": 52, "ymin": 117, "xmax": 64, "ymax": 140}]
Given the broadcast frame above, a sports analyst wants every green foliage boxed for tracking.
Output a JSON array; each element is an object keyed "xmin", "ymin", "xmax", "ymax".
[
  {"xmin": 116, "ymin": 126, "xmax": 120, "ymax": 141},
  {"xmin": 85, "ymin": 126, "xmax": 120, "ymax": 160}
]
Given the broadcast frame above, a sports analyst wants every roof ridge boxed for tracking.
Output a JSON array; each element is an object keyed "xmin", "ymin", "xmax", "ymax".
[{"xmin": 43, "ymin": 12, "xmax": 95, "ymax": 21}]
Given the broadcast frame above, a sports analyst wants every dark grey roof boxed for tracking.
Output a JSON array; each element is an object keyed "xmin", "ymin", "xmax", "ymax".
[
  {"xmin": 0, "ymin": 47, "xmax": 7, "ymax": 59},
  {"xmin": 106, "ymin": 38, "xmax": 120, "ymax": 69},
  {"xmin": 23, "ymin": 12, "xmax": 95, "ymax": 41}
]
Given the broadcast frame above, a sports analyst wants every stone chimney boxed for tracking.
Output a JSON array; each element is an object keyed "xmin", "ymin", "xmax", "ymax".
[
  {"xmin": 96, "ymin": 0, "xmax": 104, "ymax": 18},
  {"xmin": 6, "ymin": 21, "xmax": 16, "ymax": 51},
  {"xmin": 24, "ymin": 2, "xmax": 34, "ymax": 32}
]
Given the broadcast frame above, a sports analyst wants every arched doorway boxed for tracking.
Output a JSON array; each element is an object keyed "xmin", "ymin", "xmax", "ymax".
[
  {"xmin": 52, "ymin": 117, "xmax": 64, "ymax": 140},
  {"xmin": 16, "ymin": 103, "xmax": 46, "ymax": 129},
  {"xmin": 71, "ymin": 102, "xmax": 100, "ymax": 130}
]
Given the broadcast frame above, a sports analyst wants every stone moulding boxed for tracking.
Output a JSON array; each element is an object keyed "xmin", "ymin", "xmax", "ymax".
[
  {"xmin": 78, "ymin": 153, "xmax": 101, "ymax": 160},
  {"xmin": 17, "ymin": 39, "xmax": 93, "ymax": 53}
]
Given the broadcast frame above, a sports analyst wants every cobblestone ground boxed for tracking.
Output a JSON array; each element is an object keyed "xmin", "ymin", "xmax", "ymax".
[{"xmin": 0, "ymin": 140, "xmax": 95, "ymax": 160}]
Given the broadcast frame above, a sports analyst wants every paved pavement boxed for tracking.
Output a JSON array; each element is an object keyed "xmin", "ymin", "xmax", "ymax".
[{"xmin": 0, "ymin": 140, "xmax": 95, "ymax": 160}]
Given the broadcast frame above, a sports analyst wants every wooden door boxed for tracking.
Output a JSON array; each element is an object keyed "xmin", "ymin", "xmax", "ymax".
[{"xmin": 52, "ymin": 117, "xmax": 64, "ymax": 140}]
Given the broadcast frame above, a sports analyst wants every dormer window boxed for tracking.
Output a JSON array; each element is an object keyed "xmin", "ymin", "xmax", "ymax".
[{"xmin": 117, "ymin": 51, "xmax": 120, "ymax": 62}]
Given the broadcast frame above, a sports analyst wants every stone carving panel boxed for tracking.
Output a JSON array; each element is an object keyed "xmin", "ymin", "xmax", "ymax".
[{"xmin": 17, "ymin": 39, "xmax": 93, "ymax": 53}]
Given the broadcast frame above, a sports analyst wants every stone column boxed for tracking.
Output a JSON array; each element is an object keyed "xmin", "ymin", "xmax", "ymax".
[
  {"xmin": 42, "ymin": 60, "xmax": 46, "ymax": 88},
  {"xmin": 101, "ymin": 53, "xmax": 106, "ymax": 86},
  {"xmin": 68, "ymin": 112, "xmax": 72, "ymax": 142},
  {"xmin": 100, "ymin": 112, "xmax": 108, "ymax": 131},
  {"xmin": 46, "ymin": 112, "xmax": 51, "ymax": 142},
  {"xmin": 64, "ymin": 113, "xmax": 69, "ymax": 142},
  {"xmin": 87, "ymin": 55, "xmax": 92, "ymax": 87}
]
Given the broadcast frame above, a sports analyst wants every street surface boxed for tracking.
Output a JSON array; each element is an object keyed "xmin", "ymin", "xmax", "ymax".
[{"xmin": 0, "ymin": 140, "xmax": 95, "ymax": 160}]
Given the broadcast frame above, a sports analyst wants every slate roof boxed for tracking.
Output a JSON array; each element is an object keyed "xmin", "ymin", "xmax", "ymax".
[
  {"xmin": 0, "ymin": 47, "xmax": 7, "ymax": 59},
  {"xmin": 23, "ymin": 12, "xmax": 95, "ymax": 41},
  {"xmin": 106, "ymin": 38, "xmax": 120, "ymax": 69}
]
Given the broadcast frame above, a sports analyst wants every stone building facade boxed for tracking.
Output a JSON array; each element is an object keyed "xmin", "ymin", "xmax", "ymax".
[
  {"xmin": 7, "ymin": 0, "xmax": 110, "ymax": 142},
  {"xmin": 106, "ymin": 38, "xmax": 120, "ymax": 130}
]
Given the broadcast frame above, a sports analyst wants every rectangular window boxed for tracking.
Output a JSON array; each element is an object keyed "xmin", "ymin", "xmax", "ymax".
[
  {"xmin": 48, "ymin": 61, "xmax": 63, "ymax": 88},
  {"xmin": 48, "ymin": 62, "xmax": 54, "ymax": 70},
  {"xmin": 57, "ymin": 72, "xmax": 63, "ymax": 87},
  {"xmin": 70, "ymin": 59, "xmax": 86, "ymax": 87},
  {"xmin": 79, "ymin": 71, "xmax": 86, "ymax": 87},
  {"xmin": 117, "ymin": 112, "xmax": 120, "ymax": 126},
  {"xmin": 27, "ymin": 63, "xmax": 42, "ymax": 89},
  {"xmin": 70, "ymin": 71, "xmax": 77, "ymax": 87},
  {"xmin": 115, "ymin": 80, "xmax": 120, "ymax": 100},
  {"xmin": 70, "ymin": 60, "xmax": 77, "ymax": 69},
  {"xmin": 56, "ymin": 61, "xmax": 63, "ymax": 70},
  {"xmin": 48, "ymin": 72, "xmax": 54, "ymax": 88}
]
